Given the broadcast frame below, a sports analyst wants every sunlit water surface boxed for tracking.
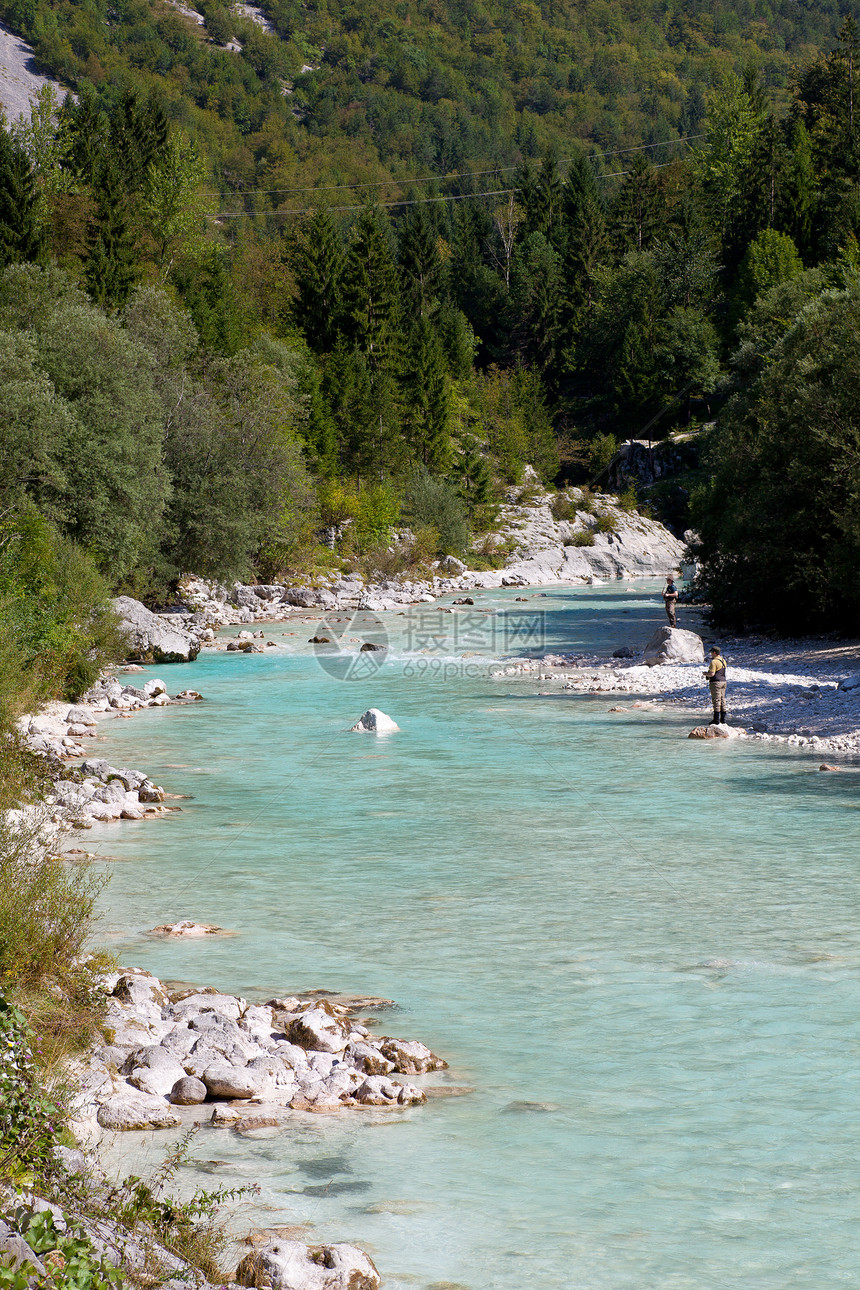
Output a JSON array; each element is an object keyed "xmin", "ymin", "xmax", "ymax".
[{"xmin": 88, "ymin": 583, "xmax": 860, "ymax": 1289}]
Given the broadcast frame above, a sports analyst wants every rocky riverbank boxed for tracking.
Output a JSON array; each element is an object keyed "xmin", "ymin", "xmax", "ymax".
[
  {"xmin": 74, "ymin": 967, "xmax": 452, "ymax": 1142},
  {"xmin": 135, "ymin": 485, "xmax": 683, "ymax": 640},
  {"xmin": 496, "ymin": 628, "xmax": 860, "ymax": 753},
  {"xmin": 10, "ymin": 676, "xmax": 202, "ymax": 834}
]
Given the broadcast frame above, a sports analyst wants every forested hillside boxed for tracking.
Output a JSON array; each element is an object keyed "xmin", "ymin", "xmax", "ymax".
[
  {"xmin": 0, "ymin": 2, "xmax": 859, "ymax": 675},
  {"xmin": 0, "ymin": 0, "xmax": 855, "ymax": 194}
]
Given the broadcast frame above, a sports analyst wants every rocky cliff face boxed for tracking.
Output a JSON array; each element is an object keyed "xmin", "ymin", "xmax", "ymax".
[{"xmin": 480, "ymin": 486, "xmax": 685, "ymax": 586}]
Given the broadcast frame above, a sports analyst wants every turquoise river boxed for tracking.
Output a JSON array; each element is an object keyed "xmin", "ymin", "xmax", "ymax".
[{"xmin": 88, "ymin": 581, "xmax": 860, "ymax": 1290}]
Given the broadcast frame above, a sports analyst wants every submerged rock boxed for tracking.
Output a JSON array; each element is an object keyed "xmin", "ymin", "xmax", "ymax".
[
  {"xmin": 349, "ymin": 708, "xmax": 400, "ymax": 733},
  {"xmin": 148, "ymin": 920, "xmax": 231, "ymax": 938}
]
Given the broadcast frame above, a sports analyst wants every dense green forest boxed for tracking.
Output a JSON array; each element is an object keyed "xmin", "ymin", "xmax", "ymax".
[{"xmin": 1, "ymin": 6, "xmax": 860, "ymax": 660}]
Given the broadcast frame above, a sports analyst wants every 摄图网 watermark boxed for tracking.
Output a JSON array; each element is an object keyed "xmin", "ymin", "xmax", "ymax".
[{"xmin": 312, "ymin": 607, "xmax": 547, "ymax": 681}]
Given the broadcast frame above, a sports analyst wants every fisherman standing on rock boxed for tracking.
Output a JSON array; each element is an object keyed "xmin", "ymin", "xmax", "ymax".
[
  {"xmin": 705, "ymin": 646, "xmax": 728, "ymax": 725},
  {"xmin": 662, "ymin": 575, "xmax": 679, "ymax": 628}
]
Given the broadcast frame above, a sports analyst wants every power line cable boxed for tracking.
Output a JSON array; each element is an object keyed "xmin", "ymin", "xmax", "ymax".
[
  {"xmin": 208, "ymin": 159, "xmax": 681, "ymax": 217},
  {"xmin": 202, "ymin": 132, "xmax": 705, "ymax": 199}
]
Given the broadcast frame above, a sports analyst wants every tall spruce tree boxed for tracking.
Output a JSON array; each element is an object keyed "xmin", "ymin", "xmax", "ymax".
[
  {"xmin": 290, "ymin": 207, "xmax": 345, "ymax": 352},
  {"xmin": 398, "ymin": 205, "xmax": 444, "ymax": 318},
  {"xmin": 559, "ymin": 153, "xmax": 609, "ymax": 339},
  {"xmin": 344, "ymin": 205, "xmax": 402, "ymax": 377},
  {"xmin": 404, "ymin": 317, "xmax": 452, "ymax": 471},
  {"xmin": 610, "ymin": 154, "xmax": 664, "ymax": 253},
  {"xmin": 0, "ymin": 125, "xmax": 44, "ymax": 268},
  {"xmin": 85, "ymin": 159, "xmax": 139, "ymax": 308}
]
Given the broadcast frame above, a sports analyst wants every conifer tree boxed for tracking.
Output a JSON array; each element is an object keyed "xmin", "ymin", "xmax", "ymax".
[
  {"xmin": 610, "ymin": 153, "xmax": 664, "ymax": 253},
  {"xmin": 404, "ymin": 317, "xmax": 452, "ymax": 471},
  {"xmin": 110, "ymin": 89, "xmax": 169, "ymax": 192},
  {"xmin": 458, "ymin": 436, "xmax": 493, "ymax": 508},
  {"xmin": 62, "ymin": 84, "xmax": 107, "ymax": 181},
  {"xmin": 290, "ymin": 207, "xmax": 345, "ymax": 353},
  {"xmin": 523, "ymin": 150, "xmax": 564, "ymax": 246},
  {"xmin": 85, "ymin": 159, "xmax": 139, "ymax": 308},
  {"xmin": 558, "ymin": 154, "xmax": 609, "ymax": 335},
  {"xmin": 398, "ymin": 205, "xmax": 444, "ymax": 318},
  {"xmin": 0, "ymin": 125, "xmax": 44, "ymax": 268},
  {"xmin": 343, "ymin": 205, "xmax": 402, "ymax": 378}
]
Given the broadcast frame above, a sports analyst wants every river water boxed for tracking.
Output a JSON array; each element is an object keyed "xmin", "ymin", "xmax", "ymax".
[{"xmin": 89, "ymin": 582, "xmax": 860, "ymax": 1289}]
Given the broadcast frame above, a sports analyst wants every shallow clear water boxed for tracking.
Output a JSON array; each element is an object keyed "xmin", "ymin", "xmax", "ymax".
[{"xmin": 89, "ymin": 583, "xmax": 860, "ymax": 1289}]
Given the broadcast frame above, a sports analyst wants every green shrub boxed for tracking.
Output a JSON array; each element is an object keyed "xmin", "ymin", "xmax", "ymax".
[
  {"xmin": 617, "ymin": 485, "xmax": 639, "ymax": 513},
  {"xmin": 0, "ymin": 814, "xmax": 106, "ymax": 996},
  {"xmin": 576, "ymin": 487, "xmax": 596, "ymax": 514},
  {"xmin": 403, "ymin": 471, "xmax": 470, "ymax": 556},
  {"xmin": 0, "ymin": 508, "xmax": 123, "ymax": 708},
  {"xmin": 588, "ymin": 432, "xmax": 618, "ymax": 477},
  {"xmin": 0, "ymin": 997, "xmax": 60, "ymax": 1181},
  {"xmin": 550, "ymin": 492, "xmax": 577, "ymax": 522},
  {"xmin": 566, "ymin": 530, "xmax": 596, "ymax": 547},
  {"xmin": 595, "ymin": 514, "xmax": 618, "ymax": 534}
]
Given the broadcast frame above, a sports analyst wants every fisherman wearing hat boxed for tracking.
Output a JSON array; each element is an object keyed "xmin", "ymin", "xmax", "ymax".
[{"xmin": 704, "ymin": 646, "xmax": 728, "ymax": 725}]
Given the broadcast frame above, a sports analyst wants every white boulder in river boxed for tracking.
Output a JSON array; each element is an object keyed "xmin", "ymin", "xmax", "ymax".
[
  {"xmin": 236, "ymin": 1240, "xmax": 380, "ymax": 1290},
  {"xmin": 350, "ymin": 708, "xmax": 400, "ymax": 733},
  {"xmin": 113, "ymin": 596, "xmax": 200, "ymax": 663},
  {"xmin": 643, "ymin": 626, "xmax": 705, "ymax": 667}
]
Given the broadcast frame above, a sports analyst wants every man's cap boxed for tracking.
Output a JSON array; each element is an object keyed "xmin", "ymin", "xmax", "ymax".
[{"xmin": 709, "ymin": 646, "xmax": 720, "ymax": 654}]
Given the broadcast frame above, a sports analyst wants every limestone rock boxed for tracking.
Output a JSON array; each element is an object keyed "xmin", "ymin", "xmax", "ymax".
[
  {"xmin": 113, "ymin": 596, "xmax": 200, "ymax": 664},
  {"xmin": 96, "ymin": 1091, "xmax": 182, "ymax": 1131},
  {"xmin": 289, "ymin": 1006, "xmax": 350, "ymax": 1054},
  {"xmin": 352, "ymin": 1075, "xmax": 425, "ymax": 1106},
  {"xmin": 235, "ymin": 1240, "xmax": 380, "ymax": 1290},
  {"xmin": 643, "ymin": 626, "xmax": 705, "ymax": 667},
  {"xmin": 127, "ymin": 1048, "xmax": 187, "ymax": 1097},
  {"xmin": 202, "ymin": 1064, "xmax": 260, "ymax": 1099},
  {"xmin": 349, "ymin": 708, "xmax": 400, "ymax": 733},
  {"xmin": 379, "ymin": 1037, "xmax": 448, "ymax": 1074},
  {"xmin": 837, "ymin": 672, "xmax": 860, "ymax": 692},
  {"xmin": 688, "ymin": 724, "xmax": 743, "ymax": 740},
  {"xmin": 169, "ymin": 1076, "xmax": 208, "ymax": 1105}
]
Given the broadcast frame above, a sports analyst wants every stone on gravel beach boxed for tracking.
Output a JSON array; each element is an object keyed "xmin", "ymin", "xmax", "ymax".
[{"xmin": 643, "ymin": 626, "xmax": 705, "ymax": 667}]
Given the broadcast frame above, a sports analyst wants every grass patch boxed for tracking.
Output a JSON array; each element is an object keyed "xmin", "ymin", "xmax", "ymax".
[{"xmin": 550, "ymin": 493, "xmax": 577, "ymax": 522}]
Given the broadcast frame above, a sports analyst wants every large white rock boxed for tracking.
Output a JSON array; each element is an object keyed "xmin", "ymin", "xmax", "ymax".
[
  {"xmin": 349, "ymin": 708, "xmax": 399, "ymax": 733},
  {"xmin": 688, "ymin": 724, "xmax": 743, "ymax": 739},
  {"xmin": 202, "ymin": 1064, "xmax": 261, "ymax": 1099},
  {"xmin": 643, "ymin": 626, "xmax": 704, "ymax": 666},
  {"xmin": 96, "ymin": 1091, "xmax": 182, "ymax": 1131},
  {"xmin": 235, "ymin": 1240, "xmax": 380, "ymax": 1290},
  {"xmin": 113, "ymin": 596, "xmax": 200, "ymax": 664},
  {"xmin": 289, "ymin": 1006, "xmax": 350, "ymax": 1054}
]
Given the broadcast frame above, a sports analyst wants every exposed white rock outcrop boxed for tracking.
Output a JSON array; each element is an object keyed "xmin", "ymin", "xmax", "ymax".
[{"xmin": 113, "ymin": 596, "xmax": 200, "ymax": 663}]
